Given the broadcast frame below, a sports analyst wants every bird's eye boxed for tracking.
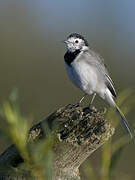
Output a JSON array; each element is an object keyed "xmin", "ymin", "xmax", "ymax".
[{"xmin": 75, "ymin": 40, "xmax": 79, "ymax": 43}]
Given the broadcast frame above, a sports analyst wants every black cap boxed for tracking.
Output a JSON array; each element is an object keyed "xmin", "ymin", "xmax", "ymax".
[{"xmin": 68, "ymin": 33, "xmax": 89, "ymax": 46}]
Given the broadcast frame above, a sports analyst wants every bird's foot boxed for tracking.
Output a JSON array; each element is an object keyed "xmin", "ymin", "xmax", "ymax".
[
  {"xmin": 74, "ymin": 94, "xmax": 87, "ymax": 108},
  {"xmin": 73, "ymin": 102, "xmax": 81, "ymax": 107},
  {"xmin": 89, "ymin": 103, "xmax": 93, "ymax": 110},
  {"xmin": 83, "ymin": 106, "xmax": 91, "ymax": 113},
  {"xmin": 83, "ymin": 104, "xmax": 94, "ymax": 112}
]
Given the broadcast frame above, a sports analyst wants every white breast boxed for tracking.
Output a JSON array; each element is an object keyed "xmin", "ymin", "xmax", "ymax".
[{"xmin": 65, "ymin": 60, "xmax": 98, "ymax": 95}]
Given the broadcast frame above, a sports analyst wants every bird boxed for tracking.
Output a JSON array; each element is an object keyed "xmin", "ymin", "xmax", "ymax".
[{"xmin": 63, "ymin": 32, "xmax": 132, "ymax": 139}]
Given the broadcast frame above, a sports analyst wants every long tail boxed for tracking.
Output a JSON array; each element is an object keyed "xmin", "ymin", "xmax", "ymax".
[
  {"xmin": 115, "ymin": 105, "xmax": 133, "ymax": 139},
  {"xmin": 105, "ymin": 89, "xmax": 133, "ymax": 139}
]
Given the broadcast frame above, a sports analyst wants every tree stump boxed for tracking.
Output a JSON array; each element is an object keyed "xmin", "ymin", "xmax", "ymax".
[{"xmin": 0, "ymin": 104, "xmax": 115, "ymax": 180}]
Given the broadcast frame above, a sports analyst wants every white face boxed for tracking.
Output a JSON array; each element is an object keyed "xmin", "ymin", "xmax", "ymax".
[{"xmin": 65, "ymin": 37, "xmax": 87, "ymax": 52}]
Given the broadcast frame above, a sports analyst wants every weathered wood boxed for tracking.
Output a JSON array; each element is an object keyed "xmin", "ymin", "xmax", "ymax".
[{"xmin": 0, "ymin": 104, "xmax": 115, "ymax": 180}]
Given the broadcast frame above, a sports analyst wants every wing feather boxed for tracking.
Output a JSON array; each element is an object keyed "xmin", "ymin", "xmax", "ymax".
[
  {"xmin": 83, "ymin": 48, "xmax": 117, "ymax": 98},
  {"xmin": 105, "ymin": 74, "xmax": 117, "ymax": 97}
]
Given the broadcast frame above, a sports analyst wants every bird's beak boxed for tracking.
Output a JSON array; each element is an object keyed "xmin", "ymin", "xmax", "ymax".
[{"xmin": 62, "ymin": 40, "xmax": 69, "ymax": 44}]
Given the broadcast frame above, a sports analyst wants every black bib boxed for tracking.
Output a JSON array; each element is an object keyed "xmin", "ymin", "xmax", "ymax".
[{"xmin": 64, "ymin": 50, "xmax": 80, "ymax": 66}]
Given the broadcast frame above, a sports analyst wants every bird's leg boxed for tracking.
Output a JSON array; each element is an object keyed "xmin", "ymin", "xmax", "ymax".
[
  {"xmin": 79, "ymin": 94, "xmax": 87, "ymax": 104},
  {"xmin": 89, "ymin": 93, "xmax": 96, "ymax": 109},
  {"xmin": 74, "ymin": 94, "xmax": 87, "ymax": 107}
]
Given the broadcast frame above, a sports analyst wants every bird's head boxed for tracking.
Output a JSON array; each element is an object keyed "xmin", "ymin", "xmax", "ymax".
[{"xmin": 64, "ymin": 33, "xmax": 89, "ymax": 52}]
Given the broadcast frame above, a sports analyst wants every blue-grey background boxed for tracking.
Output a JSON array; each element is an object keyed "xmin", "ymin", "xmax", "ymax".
[{"xmin": 0, "ymin": 1, "xmax": 135, "ymax": 179}]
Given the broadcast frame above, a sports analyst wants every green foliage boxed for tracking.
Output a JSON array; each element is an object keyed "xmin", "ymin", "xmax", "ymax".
[
  {"xmin": 82, "ymin": 89, "xmax": 135, "ymax": 180},
  {"xmin": 0, "ymin": 89, "xmax": 54, "ymax": 180},
  {"xmin": 0, "ymin": 89, "xmax": 134, "ymax": 180}
]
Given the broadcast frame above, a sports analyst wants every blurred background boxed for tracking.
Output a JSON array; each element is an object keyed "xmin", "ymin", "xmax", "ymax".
[{"xmin": 0, "ymin": 0, "xmax": 135, "ymax": 179}]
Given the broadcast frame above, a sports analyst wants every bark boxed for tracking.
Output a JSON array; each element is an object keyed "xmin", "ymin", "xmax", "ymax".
[{"xmin": 0, "ymin": 104, "xmax": 115, "ymax": 180}]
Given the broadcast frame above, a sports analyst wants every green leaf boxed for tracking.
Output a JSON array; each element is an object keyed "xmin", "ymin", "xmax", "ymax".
[
  {"xmin": 109, "ymin": 145, "xmax": 125, "ymax": 179},
  {"xmin": 109, "ymin": 135, "xmax": 130, "ymax": 179},
  {"xmin": 82, "ymin": 160, "xmax": 98, "ymax": 180},
  {"xmin": 100, "ymin": 140, "xmax": 111, "ymax": 180}
]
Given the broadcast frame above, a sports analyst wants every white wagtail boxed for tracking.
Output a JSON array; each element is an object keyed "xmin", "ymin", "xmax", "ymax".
[{"xmin": 63, "ymin": 33, "xmax": 132, "ymax": 138}]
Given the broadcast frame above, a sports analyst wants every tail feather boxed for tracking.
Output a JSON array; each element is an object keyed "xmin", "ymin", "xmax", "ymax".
[
  {"xmin": 115, "ymin": 105, "xmax": 133, "ymax": 139},
  {"xmin": 105, "ymin": 88, "xmax": 132, "ymax": 139}
]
